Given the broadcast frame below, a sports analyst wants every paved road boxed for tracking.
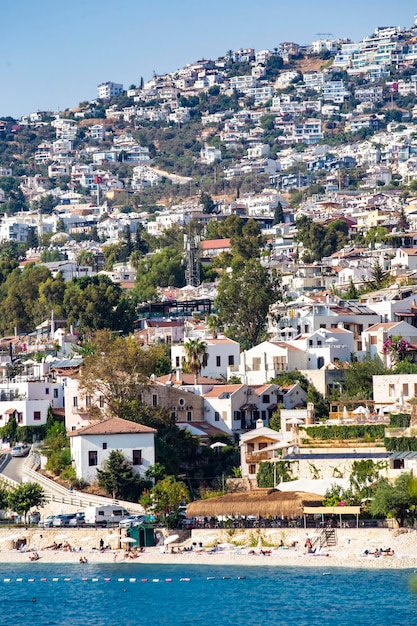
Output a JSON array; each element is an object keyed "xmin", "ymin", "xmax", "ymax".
[{"xmin": 0, "ymin": 453, "xmax": 25, "ymax": 483}]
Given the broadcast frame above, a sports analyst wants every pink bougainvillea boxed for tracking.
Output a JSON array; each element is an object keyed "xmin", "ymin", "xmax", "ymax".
[{"xmin": 382, "ymin": 336, "xmax": 410, "ymax": 364}]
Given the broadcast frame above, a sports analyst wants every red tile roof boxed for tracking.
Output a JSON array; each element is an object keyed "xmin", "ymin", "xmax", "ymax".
[{"xmin": 68, "ymin": 416, "xmax": 156, "ymax": 437}]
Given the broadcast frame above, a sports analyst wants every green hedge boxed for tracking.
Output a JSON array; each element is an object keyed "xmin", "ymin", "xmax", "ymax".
[
  {"xmin": 389, "ymin": 413, "xmax": 411, "ymax": 428},
  {"xmin": 301, "ymin": 425, "xmax": 386, "ymax": 441},
  {"xmin": 384, "ymin": 437, "xmax": 417, "ymax": 452}
]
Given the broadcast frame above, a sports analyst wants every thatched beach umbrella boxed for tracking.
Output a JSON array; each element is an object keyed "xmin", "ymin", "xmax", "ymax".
[{"xmin": 186, "ymin": 489, "xmax": 323, "ymax": 519}]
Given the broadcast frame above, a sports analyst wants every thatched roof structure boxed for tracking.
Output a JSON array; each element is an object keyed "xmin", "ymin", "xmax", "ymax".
[{"xmin": 187, "ymin": 490, "xmax": 323, "ymax": 519}]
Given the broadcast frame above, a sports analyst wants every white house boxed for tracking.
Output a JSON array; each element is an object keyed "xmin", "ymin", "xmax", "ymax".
[
  {"xmin": 171, "ymin": 338, "xmax": 240, "ymax": 380},
  {"xmin": 69, "ymin": 416, "xmax": 156, "ymax": 483},
  {"xmin": 373, "ymin": 373, "xmax": 417, "ymax": 408},
  {"xmin": 289, "ymin": 327, "xmax": 355, "ymax": 369},
  {"xmin": 227, "ymin": 341, "xmax": 307, "ymax": 384},
  {"xmin": 391, "ymin": 249, "xmax": 417, "ymax": 272},
  {"xmin": 0, "ymin": 380, "xmax": 64, "ymax": 430},
  {"xmin": 362, "ymin": 321, "xmax": 417, "ymax": 366},
  {"xmin": 240, "ymin": 419, "xmax": 286, "ymax": 481},
  {"xmin": 202, "ymin": 383, "xmax": 279, "ymax": 435}
]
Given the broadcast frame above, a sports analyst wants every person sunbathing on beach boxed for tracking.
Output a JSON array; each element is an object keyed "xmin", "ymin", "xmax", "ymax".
[{"xmin": 29, "ymin": 551, "xmax": 39, "ymax": 561}]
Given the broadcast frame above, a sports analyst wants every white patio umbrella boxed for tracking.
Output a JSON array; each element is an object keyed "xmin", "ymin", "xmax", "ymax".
[
  {"xmin": 343, "ymin": 406, "xmax": 348, "ymax": 420},
  {"xmin": 164, "ymin": 534, "xmax": 180, "ymax": 546},
  {"xmin": 210, "ymin": 442, "xmax": 228, "ymax": 449},
  {"xmin": 352, "ymin": 406, "xmax": 367, "ymax": 415},
  {"xmin": 286, "ymin": 417, "xmax": 304, "ymax": 425},
  {"xmin": 120, "ymin": 537, "xmax": 136, "ymax": 544}
]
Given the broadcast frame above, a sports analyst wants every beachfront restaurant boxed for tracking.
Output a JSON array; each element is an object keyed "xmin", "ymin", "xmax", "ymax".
[{"xmin": 187, "ymin": 489, "xmax": 323, "ymax": 526}]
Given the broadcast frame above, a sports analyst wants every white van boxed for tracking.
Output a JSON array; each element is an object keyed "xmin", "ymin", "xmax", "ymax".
[{"xmin": 84, "ymin": 505, "xmax": 130, "ymax": 526}]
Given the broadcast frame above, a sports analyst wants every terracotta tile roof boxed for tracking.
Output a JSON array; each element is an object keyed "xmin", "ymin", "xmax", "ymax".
[
  {"xmin": 249, "ymin": 384, "xmax": 275, "ymax": 394},
  {"xmin": 364, "ymin": 322, "xmax": 398, "ymax": 332},
  {"xmin": 155, "ymin": 373, "xmax": 222, "ymax": 385},
  {"xmin": 68, "ymin": 416, "xmax": 156, "ymax": 437},
  {"xmin": 200, "ymin": 238, "xmax": 231, "ymax": 250},
  {"xmin": 203, "ymin": 384, "xmax": 243, "ymax": 398},
  {"xmin": 206, "ymin": 338, "xmax": 238, "ymax": 344}
]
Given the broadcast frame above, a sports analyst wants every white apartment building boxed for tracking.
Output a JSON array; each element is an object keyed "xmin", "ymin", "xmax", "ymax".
[
  {"xmin": 172, "ymin": 338, "xmax": 240, "ymax": 381},
  {"xmin": 97, "ymin": 81, "xmax": 124, "ymax": 99},
  {"xmin": 200, "ymin": 144, "xmax": 222, "ymax": 164}
]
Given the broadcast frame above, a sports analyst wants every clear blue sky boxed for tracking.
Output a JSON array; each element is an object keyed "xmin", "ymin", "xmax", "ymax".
[{"xmin": 0, "ymin": 0, "xmax": 414, "ymax": 118}]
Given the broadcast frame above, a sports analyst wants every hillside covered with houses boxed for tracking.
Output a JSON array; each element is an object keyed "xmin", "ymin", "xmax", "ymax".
[{"xmin": 2, "ymin": 14, "xmax": 417, "ymax": 520}]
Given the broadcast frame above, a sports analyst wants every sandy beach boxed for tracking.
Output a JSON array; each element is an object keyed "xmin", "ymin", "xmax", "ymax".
[{"xmin": 0, "ymin": 526, "xmax": 416, "ymax": 570}]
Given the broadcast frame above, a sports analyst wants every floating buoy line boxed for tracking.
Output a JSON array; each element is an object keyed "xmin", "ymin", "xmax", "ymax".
[{"xmin": 0, "ymin": 575, "xmax": 248, "ymax": 584}]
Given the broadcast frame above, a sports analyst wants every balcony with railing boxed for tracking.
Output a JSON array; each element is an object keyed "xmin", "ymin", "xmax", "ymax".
[{"xmin": 245, "ymin": 450, "xmax": 276, "ymax": 463}]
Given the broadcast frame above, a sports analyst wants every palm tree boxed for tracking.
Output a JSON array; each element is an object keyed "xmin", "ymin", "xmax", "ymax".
[{"xmin": 182, "ymin": 339, "xmax": 208, "ymax": 384}]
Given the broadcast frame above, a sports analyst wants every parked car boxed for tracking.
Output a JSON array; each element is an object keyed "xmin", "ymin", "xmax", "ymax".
[
  {"xmin": 52, "ymin": 514, "xmax": 77, "ymax": 527},
  {"xmin": 11, "ymin": 444, "xmax": 30, "ymax": 457},
  {"xmin": 118, "ymin": 515, "xmax": 146, "ymax": 528},
  {"xmin": 68, "ymin": 513, "xmax": 85, "ymax": 526},
  {"xmin": 38, "ymin": 515, "xmax": 57, "ymax": 528}
]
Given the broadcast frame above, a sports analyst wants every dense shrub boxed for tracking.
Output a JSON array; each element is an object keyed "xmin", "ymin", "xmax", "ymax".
[
  {"xmin": 388, "ymin": 413, "xmax": 411, "ymax": 428},
  {"xmin": 301, "ymin": 425, "xmax": 386, "ymax": 441}
]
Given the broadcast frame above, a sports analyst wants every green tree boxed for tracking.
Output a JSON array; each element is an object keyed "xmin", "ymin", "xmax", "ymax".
[
  {"xmin": 42, "ymin": 420, "xmax": 71, "ymax": 475},
  {"xmin": 264, "ymin": 53, "xmax": 284, "ymax": 79},
  {"xmin": 133, "ymin": 247, "xmax": 185, "ymax": 304},
  {"xmin": 369, "ymin": 472, "xmax": 417, "ymax": 527},
  {"xmin": 8, "ymin": 482, "xmax": 46, "ymax": 526},
  {"xmin": 63, "ymin": 275, "xmax": 125, "ymax": 334},
  {"xmin": 349, "ymin": 459, "xmax": 385, "ymax": 501},
  {"xmin": 215, "ymin": 260, "xmax": 281, "ymax": 350},
  {"xmin": 256, "ymin": 460, "xmax": 294, "ymax": 488},
  {"xmin": 200, "ymin": 192, "xmax": 216, "ymax": 214},
  {"xmin": 306, "ymin": 385, "xmax": 329, "ymax": 421},
  {"xmin": 272, "ymin": 202, "xmax": 285, "ymax": 225},
  {"xmin": 344, "ymin": 357, "xmax": 387, "ymax": 400},
  {"xmin": 230, "ymin": 219, "xmax": 264, "ymax": 261},
  {"xmin": 142, "ymin": 475, "xmax": 189, "ymax": 521},
  {"xmin": 182, "ymin": 339, "xmax": 208, "ymax": 384},
  {"xmin": 368, "ymin": 259, "xmax": 389, "ymax": 290},
  {"xmin": 97, "ymin": 450, "xmax": 149, "ymax": 501},
  {"xmin": 79, "ymin": 330, "xmax": 156, "ymax": 418},
  {"xmin": 269, "ymin": 405, "xmax": 283, "ymax": 431},
  {"xmin": 345, "ymin": 277, "xmax": 358, "ymax": 300},
  {"xmin": 0, "ymin": 416, "xmax": 18, "ymax": 445}
]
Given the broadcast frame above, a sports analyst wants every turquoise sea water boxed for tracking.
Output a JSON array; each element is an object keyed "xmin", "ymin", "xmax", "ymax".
[{"xmin": 1, "ymin": 563, "xmax": 417, "ymax": 625}]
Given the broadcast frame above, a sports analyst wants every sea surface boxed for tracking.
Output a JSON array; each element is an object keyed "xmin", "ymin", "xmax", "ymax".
[{"xmin": 1, "ymin": 563, "xmax": 417, "ymax": 625}]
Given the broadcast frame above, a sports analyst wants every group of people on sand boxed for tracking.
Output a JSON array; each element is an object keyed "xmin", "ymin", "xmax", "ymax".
[
  {"xmin": 79, "ymin": 556, "xmax": 88, "ymax": 564},
  {"xmin": 45, "ymin": 541, "xmax": 75, "ymax": 552},
  {"xmin": 124, "ymin": 547, "xmax": 144, "ymax": 560},
  {"xmin": 363, "ymin": 547, "xmax": 395, "ymax": 557},
  {"xmin": 248, "ymin": 549, "xmax": 272, "ymax": 556}
]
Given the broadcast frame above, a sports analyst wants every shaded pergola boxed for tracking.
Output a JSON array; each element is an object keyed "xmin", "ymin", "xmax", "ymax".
[{"xmin": 303, "ymin": 505, "xmax": 361, "ymax": 528}]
